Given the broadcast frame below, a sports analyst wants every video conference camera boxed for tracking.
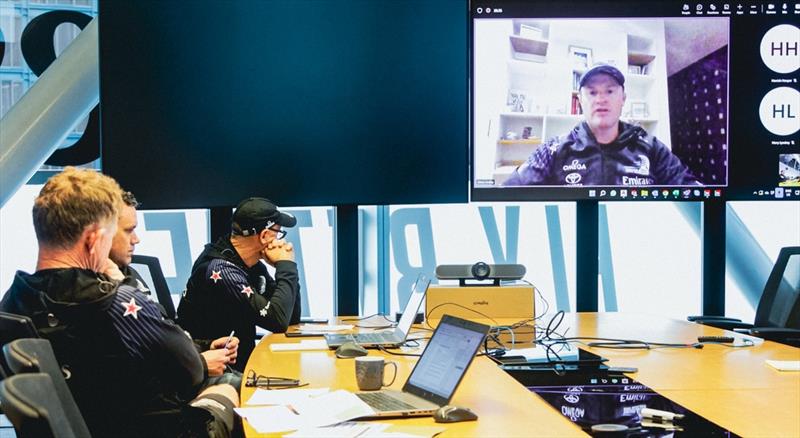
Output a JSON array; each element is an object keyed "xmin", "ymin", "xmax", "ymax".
[{"xmin": 435, "ymin": 262, "xmax": 526, "ymax": 286}]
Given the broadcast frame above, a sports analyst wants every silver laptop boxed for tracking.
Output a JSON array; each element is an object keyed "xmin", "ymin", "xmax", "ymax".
[
  {"xmin": 325, "ymin": 274, "xmax": 431, "ymax": 348},
  {"xmin": 355, "ymin": 314, "xmax": 490, "ymax": 418}
]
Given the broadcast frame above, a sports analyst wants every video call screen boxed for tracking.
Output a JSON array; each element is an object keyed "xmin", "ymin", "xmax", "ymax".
[{"xmin": 470, "ymin": 1, "xmax": 799, "ymax": 202}]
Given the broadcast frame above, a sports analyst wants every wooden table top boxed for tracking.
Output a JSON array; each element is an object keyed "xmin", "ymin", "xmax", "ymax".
[{"xmin": 241, "ymin": 313, "xmax": 800, "ymax": 437}]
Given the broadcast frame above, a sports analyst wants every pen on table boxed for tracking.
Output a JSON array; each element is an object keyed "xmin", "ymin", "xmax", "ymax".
[{"xmin": 224, "ymin": 330, "xmax": 235, "ymax": 349}]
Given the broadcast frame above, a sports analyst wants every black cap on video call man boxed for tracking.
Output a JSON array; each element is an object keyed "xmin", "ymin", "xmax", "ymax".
[
  {"xmin": 504, "ymin": 64, "xmax": 699, "ymax": 186},
  {"xmin": 177, "ymin": 197, "xmax": 302, "ymax": 370}
]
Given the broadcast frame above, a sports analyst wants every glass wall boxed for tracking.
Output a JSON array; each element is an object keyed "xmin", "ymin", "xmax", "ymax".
[
  {"xmin": 602, "ymin": 202, "xmax": 702, "ymax": 319},
  {"xmin": 1, "ymin": 0, "xmax": 798, "ymax": 324},
  {"xmin": 383, "ymin": 203, "xmax": 576, "ymax": 315},
  {"xmin": 726, "ymin": 201, "xmax": 800, "ymax": 322}
]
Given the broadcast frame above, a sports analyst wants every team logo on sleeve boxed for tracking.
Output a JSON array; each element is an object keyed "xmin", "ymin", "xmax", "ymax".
[
  {"xmin": 623, "ymin": 155, "xmax": 651, "ymax": 176},
  {"xmin": 209, "ymin": 270, "xmax": 222, "ymax": 283},
  {"xmin": 241, "ymin": 285, "xmax": 254, "ymax": 298},
  {"xmin": 122, "ymin": 297, "xmax": 143, "ymax": 319},
  {"xmin": 259, "ymin": 302, "xmax": 271, "ymax": 317}
]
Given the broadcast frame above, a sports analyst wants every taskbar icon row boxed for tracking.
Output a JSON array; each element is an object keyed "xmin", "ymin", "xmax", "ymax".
[
  {"xmin": 587, "ymin": 188, "xmax": 723, "ymax": 200},
  {"xmin": 752, "ymin": 187, "xmax": 800, "ymax": 199}
]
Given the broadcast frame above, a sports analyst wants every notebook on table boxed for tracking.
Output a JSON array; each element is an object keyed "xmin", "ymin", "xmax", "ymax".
[
  {"xmin": 325, "ymin": 274, "xmax": 431, "ymax": 348},
  {"xmin": 355, "ymin": 314, "xmax": 490, "ymax": 418}
]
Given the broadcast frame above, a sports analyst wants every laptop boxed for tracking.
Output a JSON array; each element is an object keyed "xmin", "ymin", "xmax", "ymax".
[
  {"xmin": 325, "ymin": 274, "xmax": 431, "ymax": 348},
  {"xmin": 354, "ymin": 314, "xmax": 490, "ymax": 418}
]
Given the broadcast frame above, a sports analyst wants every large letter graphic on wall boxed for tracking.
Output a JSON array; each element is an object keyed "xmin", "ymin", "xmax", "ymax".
[
  {"xmin": 0, "ymin": 27, "xmax": 5, "ymax": 65},
  {"xmin": 478, "ymin": 206, "xmax": 519, "ymax": 263},
  {"xmin": 142, "ymin": 212, "xmax": 192, "ymax": 294},
  {"xmin": 284, "ymin": 209, "xmax": 312, "ymax": 316},
  {"xmin": 20, "ymin": 11, "xmax": 99, "ymax": 165},
  {"xmin": 598, "ymin": 205, "xmax": 618, "ymax": 311},
  {"xmin": 545, "ymin": 205, "xmax": 571, "ymax": 311},
  {"xmin": 390, "ymin": 208, "xmax": 437, "ymax": 306}
]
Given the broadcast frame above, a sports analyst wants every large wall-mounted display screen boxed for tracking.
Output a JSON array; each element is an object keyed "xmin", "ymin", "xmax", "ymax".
[
  {"xmin": 471, "ymin": 1, "xmax": 799, "ymax": 202},
  {"xmin": 100, "ymin": 0, "xmax": 467, "ymax": 209}
]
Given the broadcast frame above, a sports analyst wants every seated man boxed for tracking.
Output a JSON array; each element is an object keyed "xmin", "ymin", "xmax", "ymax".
[
  {"xmin": 504, "ymin": 64, "xmax": 699, "ymax": 187},
  {"xmin": 178, "ymin": 197, "xmax": 301, "ymax": 370},
  {"xmin": 0, "ymin": 167, "xmax": 238, "ymax": 437},
  {"xmin": 109, "ymin": 190, "xmax": 240, "ymax": 380}
]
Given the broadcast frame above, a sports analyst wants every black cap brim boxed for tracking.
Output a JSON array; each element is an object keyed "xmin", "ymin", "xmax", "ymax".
[{"xmin": 275, "ymin": 211, "xmax": 297, "ymax": 228}]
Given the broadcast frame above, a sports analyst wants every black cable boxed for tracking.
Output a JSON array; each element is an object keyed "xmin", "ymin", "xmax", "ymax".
[
  {"xmin": 424, "ymin": 302, "xmax": 499, "ymax": 328},
  {"xmin": 342, "ymin": 313, "xmax": 395, "ymax": 324},
  {"xmin": 556, "ymin": 336, "xmax": 709, "ymax": 350},
  {"xmin": 353, "ymin": 323, "xmax": 395, "ymax": 329},
  {"xmin": 534, "ymin": 312, "xmax": 690, "ymax": 351},
  {"xmin": 518, "ymin": 280, "xmax": 550, "ymax": 321},
  {"xmin": 399, "ymin": 339, "xmax": 422, "ymax": 347},
  {"xmin": 698, "ymin": 339, "xmax": 755, "ymax": 348},
  {"xmin": 377, "ymin": 344, "xmax": 421, "ymax": 357},
  {"xmin": 538, "ymin": 310, "xmax": 567, "ymax": 343}
]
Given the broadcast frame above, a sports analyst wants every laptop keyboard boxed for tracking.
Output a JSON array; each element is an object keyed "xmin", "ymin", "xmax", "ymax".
[
  {"xmin": 355, "ymin": 333, "xmax": 391, "ymax": 343},
  {"xmin": 356, "ymin": 392, "xmax": 417, "ymax": 412}
]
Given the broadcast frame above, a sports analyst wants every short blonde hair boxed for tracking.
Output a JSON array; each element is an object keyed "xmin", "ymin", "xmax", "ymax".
[{"xmin": 32, "ymin": 167, "xmax": 124, "ymax": 248}]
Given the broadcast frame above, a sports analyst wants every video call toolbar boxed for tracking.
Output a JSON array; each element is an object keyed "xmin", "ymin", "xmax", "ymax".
[{"xmin": 473, "ymin": 2, "xmax": 800, "ymax": 16}]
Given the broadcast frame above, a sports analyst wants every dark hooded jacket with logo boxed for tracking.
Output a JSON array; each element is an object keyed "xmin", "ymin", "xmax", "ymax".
[
  {"xmin": 0, "ymin": 268, "xmax": 208, "ymax": 437},
  {"xmin": 177, "ymin": 235, "xmax": 301, "ymax": 371},
  {"xmin": 504, "ymin": 121, "xmax": 699, "ymax": 186}
]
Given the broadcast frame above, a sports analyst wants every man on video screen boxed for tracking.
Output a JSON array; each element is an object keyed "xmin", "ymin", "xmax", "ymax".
[{"xmin": 504, "ymin": 64, "xmax": 699, "ymax": 187}]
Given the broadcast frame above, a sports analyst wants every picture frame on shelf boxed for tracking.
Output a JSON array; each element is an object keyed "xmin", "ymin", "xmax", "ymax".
[
  {"xmin": 630, "ymin": 101, "xmax": 649, "ymax": 119},
  {"xmin": 506, "ymin": 88, "xmax": 528, "ymax": 113},
  {"xmin": 519, "ymin": 24, "xmax": 543, "ymax": 40},
  {"xmin": 522, "ymin": 126, "xmax": 533, "ymax": 139},
  {"xmin": 568, "ymin": 45, "xmax": 593, "ymax": 69}
]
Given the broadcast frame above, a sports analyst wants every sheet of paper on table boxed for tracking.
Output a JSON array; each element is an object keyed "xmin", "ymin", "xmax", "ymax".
[
  {"xmin": 245, "ymin": 387, "xmax": 330, "ymax": 406},
  {"xmin": 298, "ymin": 324, "xmax": 354, "ymax": 332},
  {"xmin": 235, "ymin": 390, "xmax": 374, "ymax": 434},
  {"xmin": 270, "ymin": 339, "xmax": 329, "ymax": 351},
  {"xmin": 766, "ymin": 360, "xmax": 800, "ymax": 371},
  {"xmin": 286, "ymin": 422, "xmax": 446, "ymax": 438}
]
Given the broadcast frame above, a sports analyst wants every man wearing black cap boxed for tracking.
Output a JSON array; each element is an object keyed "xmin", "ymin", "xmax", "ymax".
[
  {"xmin": 504, "ymin": 64, "xmax": 698, "ymax": 186},
  {"xmin": 177, "ymin": 197, "xmax": 301, "ymax": 370}
]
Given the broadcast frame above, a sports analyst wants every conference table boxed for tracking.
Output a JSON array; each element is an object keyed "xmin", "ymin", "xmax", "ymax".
[{"xmin": 241, "ymin": 313, "xmax": 800, "ymax": 437}]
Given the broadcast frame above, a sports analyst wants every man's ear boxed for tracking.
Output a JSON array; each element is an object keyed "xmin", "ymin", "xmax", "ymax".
[
  {"xmin": 258, "ymin": 228, "xmax": 271, "ymax": 246},
  {"xmin": 85, "ymin": 224, "xmax": 104, "ymax": 255}
]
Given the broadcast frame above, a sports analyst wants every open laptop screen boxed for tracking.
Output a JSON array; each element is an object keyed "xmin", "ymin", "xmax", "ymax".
[
  {"xmin": 395, "ymin": 275, "xmax": 431, "ymax": 336},
  {"xmin": 403, "ymin": 315, "xmax": 489, "ymax": 406}
]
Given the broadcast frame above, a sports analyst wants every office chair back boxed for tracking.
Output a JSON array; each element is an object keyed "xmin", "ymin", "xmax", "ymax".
[
  {"xmin": 130, "ymin": 254, "xmax": 177, "ymax": 320},
  {"xmin": 754, "ymin": 246, "xmax": 800, "ymax": 329},
  {"xmin": 3, "ymin": 339, "xmax": 91, "ymax": 437},
  {"xmin": 0, "ymin": 373, "xmax": 82, "ymax": 438},
  {"xmin": 0, "ymin": 311, "xmax": 39, "ymax": 377},
  {"xmin": 0, "ymin": 312, "xmax": 39, "ymax": 343}
]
